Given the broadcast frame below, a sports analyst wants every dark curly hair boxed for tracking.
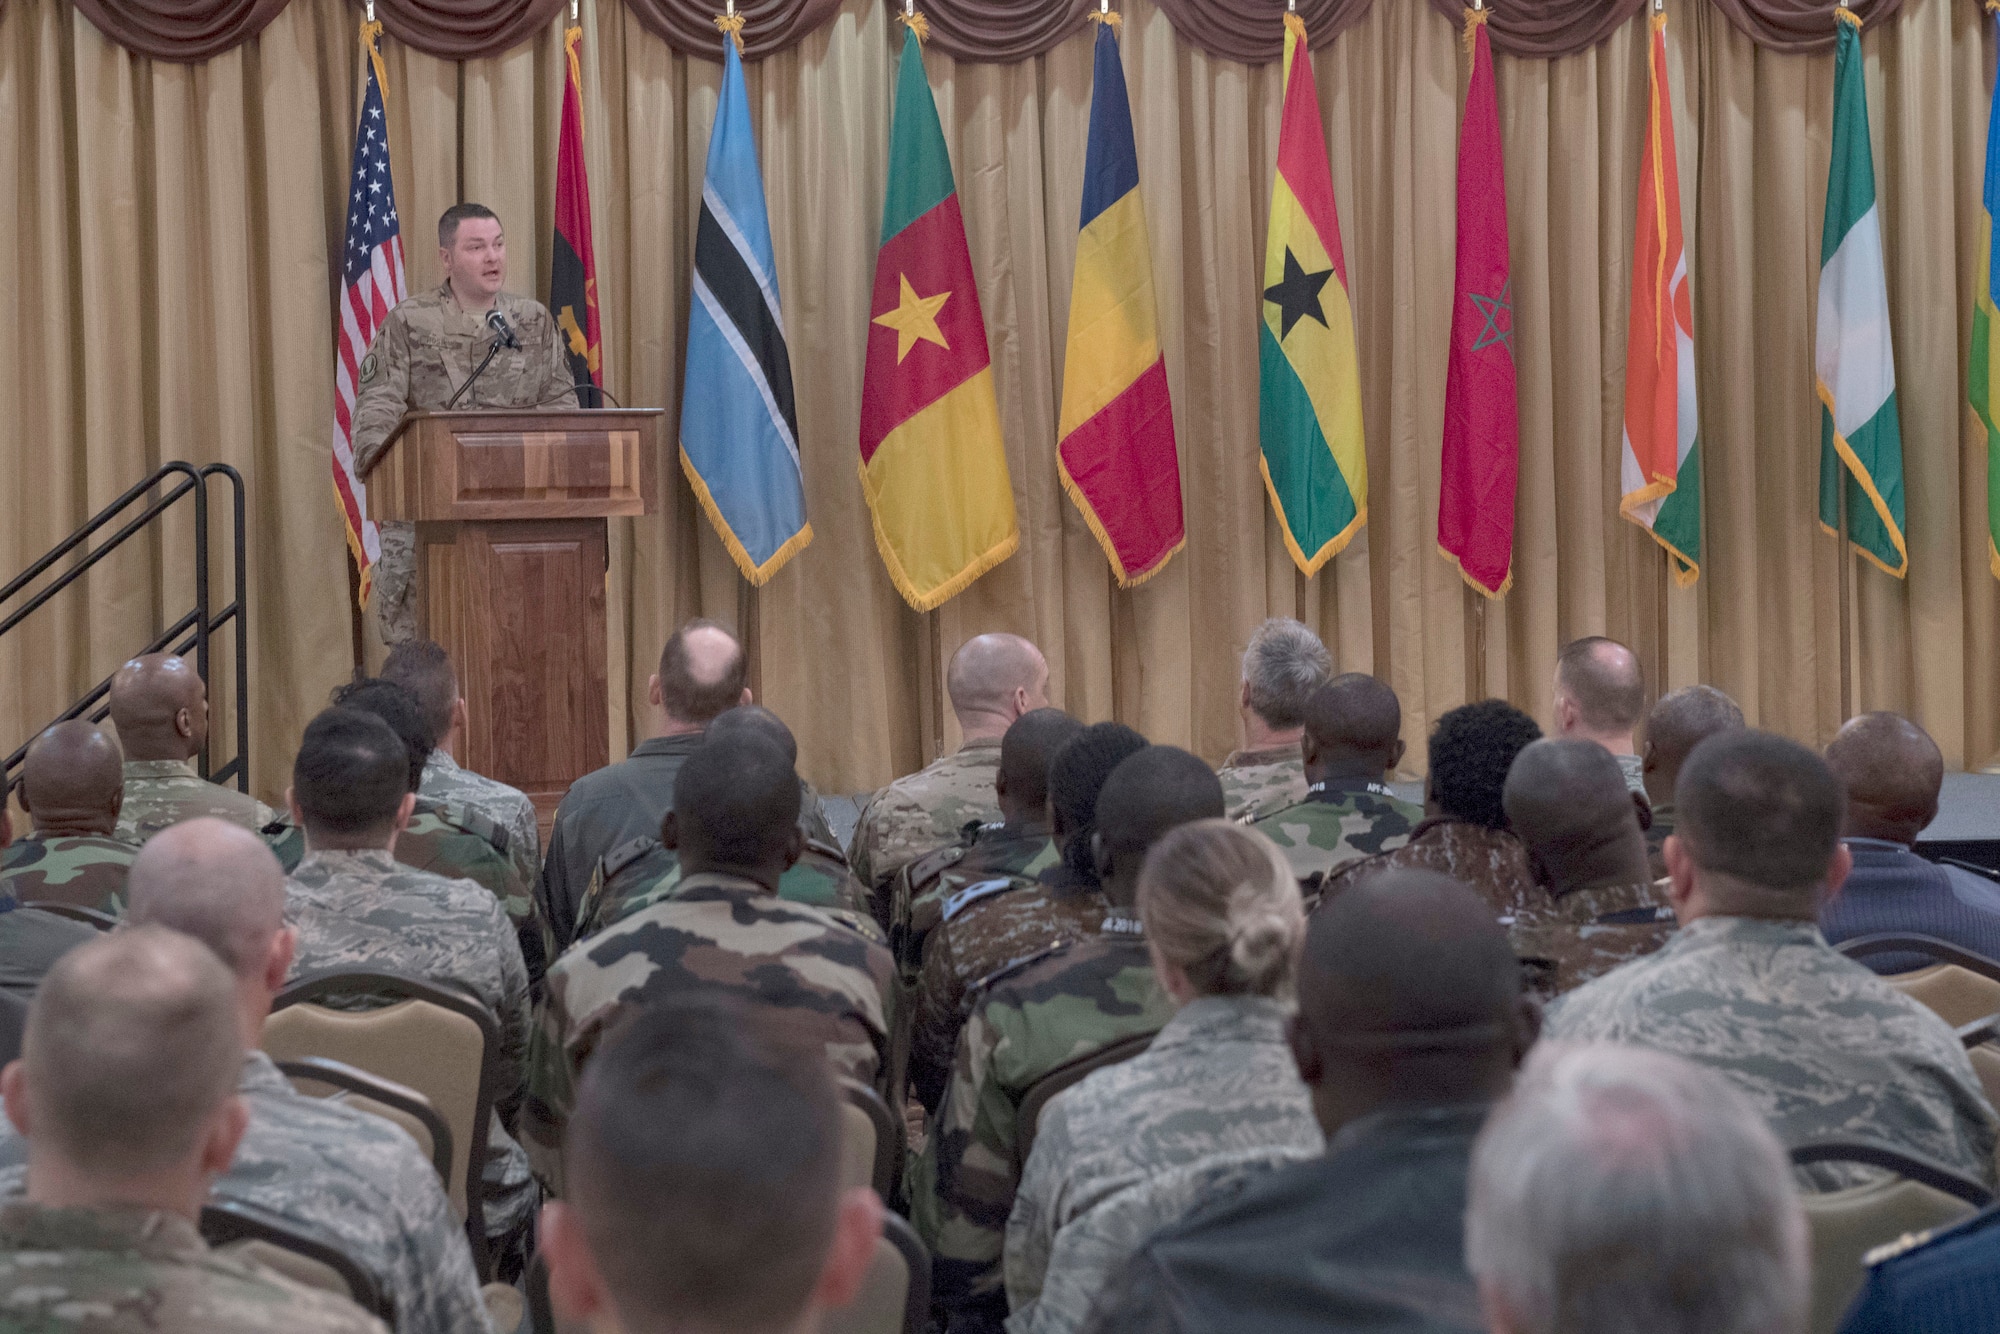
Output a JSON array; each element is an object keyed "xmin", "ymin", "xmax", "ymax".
[
  {"xmin": 1427, "ymin": 699, "xmax": 1542, "ymax": 831},
  {"xmin": 1048, "ymin": 722, "xmax": 1149, "ymax": 881}
]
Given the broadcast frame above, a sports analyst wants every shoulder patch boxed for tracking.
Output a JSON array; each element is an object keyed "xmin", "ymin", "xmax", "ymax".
[
  {"xmin": 359, "ymin": 351, "xmax": 379, "ymax": 385},
  {"xmin": 966, "ymin": 940, "xmax": 1070, "ymax": 1008},
  {"xmin": 822, "ymin": 907, "xmax": 887, "ymax": 944},
  {"xmin": 804, "ymin": 837, "xmax": 849, "ymax": 866},
  {"xmin": 602, "ymin": 837, "xmax": 660, "ymax": 879},
  {"xmin": 447, "ymin": 802, "xmax": 508, "ymax": 854},
  {"xmin": 943, "ymin": 877, "xmax": 1024, "ymax": 923},
  {"xmin": 906, "ymin": 843, "xmax": 967, "ymax": 889}
]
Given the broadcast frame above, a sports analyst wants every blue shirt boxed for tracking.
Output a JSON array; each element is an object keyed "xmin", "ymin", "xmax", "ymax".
[
  {"xmin": 1821, "ymin": 838, "xmax": 2000, "ymax": 974},
  {"xmin": 1841, "ymin": 1205, "xmax": 2000, "ymax": 1333}
]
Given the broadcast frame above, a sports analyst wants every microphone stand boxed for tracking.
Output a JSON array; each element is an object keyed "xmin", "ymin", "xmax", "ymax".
[{"xmin": 445, "ymin": 338, "xmax": 506, "ymax": 410}]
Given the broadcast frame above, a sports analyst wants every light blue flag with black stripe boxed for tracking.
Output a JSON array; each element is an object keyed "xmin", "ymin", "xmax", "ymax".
[{"xmin": 679, "ymin": 37, "xmax": 811, "ymax": 583}]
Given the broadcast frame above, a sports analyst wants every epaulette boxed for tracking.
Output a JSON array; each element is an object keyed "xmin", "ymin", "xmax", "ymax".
[
  {"xmin": 447, "ymin": 802, "xmax": 509, "ymax": 856},
  {"xmin": 601, "ymin": 837, "xmax": 660, "ymax": 880},
  {"xmin": 905, "ymin": 842, "xmax": 967, "ymax": 890},
  {"xmin": 804, "ymin": 837, "xmax": 850, "ymax": 866},
  {"xmin": 959, "ymin": 817, "xmax": 991, "ymax": 843},
  {"xmin": 942, "ymin": 876, "xmax": 1026, "ymax": 923},
  {"xmin": 259, "ymin": 816, "xmax": 293, "ymax": 838},
  {"xmin": 967, "ymin": 819, "xmax": 1007, "ymax": 844},
  {"xmin": 963, "ymin": 940, "xmax": 1070, "ymax": 1012},
  {"xmin": 1863, "ymin": 1206, "xmax": 2000, "ymax": 1267},
  {"xmin": 821, "ymin": 907, "xmax": 887, "ymax": 944}
]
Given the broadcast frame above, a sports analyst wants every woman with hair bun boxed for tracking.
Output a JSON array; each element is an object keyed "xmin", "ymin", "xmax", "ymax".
[{"xmin": 1004, "ymin": 820, "xmax": 1323, "ymax": 1334}]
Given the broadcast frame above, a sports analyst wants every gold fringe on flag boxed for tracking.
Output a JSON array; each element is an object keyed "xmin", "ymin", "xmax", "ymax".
[
  {"xmin": 715, "ymin": 9, "xmax": 746, "ymax": 51},
  {"xmin": 1283, "ymin": 11, "xmax": 1306, "ymax": 41},
  {"xmin": 360, "ymin": 18, "xmax": 389, "ymax": 105},
  {"xmin": 1462, "ymin": 4, "xmax": 1488, "ymax": 61},
  {"xmin": 896, "ymin": 5, "xmax": 930, "ymax": 41},
  {"xmin": 1988, "ymin": 0, "xmax": 1999, "ymax": 17},
  {"xmin": 1087, "ymin": 6, "xmax": 1122, "ymax": 30},
  {"xmin": 1834, "ymin": 5, "xmax": 1861, "ymax": 28}
]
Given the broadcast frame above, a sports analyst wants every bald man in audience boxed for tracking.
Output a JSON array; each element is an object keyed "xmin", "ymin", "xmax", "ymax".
[
  {"xmin": 850, "ymin": 632, "xmax": 1050, "ymax": 894},
  {"xmin": 0, "ymin": 720, "xmax": 138, "ymax": 913},
  {"xmin": 1550, "ymin": 637, "xmax": 1648, "ymax": 799},
  {"xmin": 1219, "ymin": 618, "xmax": 1334, "ymax": 820},
  {"xmin": 0, "ymin": 926, "xmax": 389, "ymax": 1333},
  {"xmin": 1639, "ymin": 685, "xmax": 1744, "ymax": 876},
  {"xmin": 1083, "ymin": 871, "xmax": 1537, "ymax": 1334},
  {"xmin": 1502, "ymin": 739, "xmax": 1675, "ymax": 997},
  {"xmin": 1821, "ymin": 712, "xmax": 2000, "ymax": 971},
  {"xmin": 108, "ymin": 653, "xmax": 286, "ymax": 842}
]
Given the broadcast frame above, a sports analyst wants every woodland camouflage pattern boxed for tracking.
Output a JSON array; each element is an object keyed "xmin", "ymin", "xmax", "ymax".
[
  {"xmin": 0, "ymin": 833, "xmax": 139, "ymax": 913},
  {"xmin": 573, "ymin": 836, "xmax": 874, "ymax": 942},
  {"xmin": 1006, "ymin": 997, "xmax": 1322, "ymax": 1334},
  {"xmin": 1318, "ymin": 817, "xmax": 1538, "ymax": 922},
  {"xmin": 849, "ymin": 739, "xmax": 1003, "ymax": 892},
  {"xmin": 524, "ymin": 871, "xmax": 895, "ymax": 1190},
  {"xmin": 1216, "ymin": 745, "xmax": 1308, "ymax": 822},
  {"xmin": 1250, "ymin": 780, "xmax": 1423, "ymax": 898},
  {"xmin": 0, "ymin": 1204, "xmax": 389, "ymax": 1334},
  {"xmin": 901, "ymin": 823, "xmax": 1060, "ymax": 966},
  {"xmin": 1546, "ymin": 916, "xmax": 2000, "ymax": 1191},
  {"xmin": 397, "ymin": 794, "xmax": 550, "ymax": 988},
  {"xmin": 421, "ymin": 751, "xmax": 541, "ymax": 889},
  {"xmin": 0, "ymin": 1053, "xmax": 492, "ymax": 1334},
  {"xmin": 1507, "ymin": 877, "xmax": 1676, "ymax": 998},
  {"xmin": 910, "ymin": 931, "xmax": 1175, "ymax": 1326}
]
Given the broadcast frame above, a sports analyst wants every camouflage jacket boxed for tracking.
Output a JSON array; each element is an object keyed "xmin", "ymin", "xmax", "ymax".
[
  {"xmin": 911, "ymin": 864, "xmax": 1105, "ymax": 1114},
  {"xmin": 1006, "ymin": 996, "xmax": 1321, "ymax": 1334},
  {"xmin": 910, "ymin": 923, "xmax": 1176, "ymax": 1327},
  {"xmin": 1319, "ymin": 817, "xmax": 1539, "ymax": 922},
  {"xmin": 398, "ymin": 795, "xmax": 550, "ymax": 990},
  {"xmin": 900, "ymin": 822, "xmax": 1061, "ymax": 967},
  {"xmin": 349, "ymin": 283, "xmax": 576, "ymax": 475},
  {"xmin": 421, "ymin": 751, "xmax": 541, "ymax": 889},
  {"xmin": 0, "ymin": 831, "xmax": 139, "ymax": 913},
  {"xmin": 849, "ymin": 739, "xmax": 1003, "ymax": 893},
  {"xmin": 0, "ymin": 1203, "xmax": 389, "ymax": 1334},
  {"xmin": 1217, "ymin": 744, "xmax": 1307, "ymax": 822},
  {"xmin": 1251, "ymin": 779, "xmax": 1423, "ymax": 900},
  {"xmin": 1545, "ymin": 916, "xmax": 2000, "ymax": 1191},
  {"xmin": 573, "ymin": 835, "xmax": 875, "ymax": 943},
  {"xmin": 524, "ymin": 871, "xmax": 896, "ymax": 1192},
  {"xmin": 116, "ymin": 759, "xmax": 284, "ymax": 843},
  {"xmin": 1507, "ymin": 876, "xmax": 1677, "ymax": 998},
  {"xmin": 0, "ymin": 1052, "xmax": 492, "ymax": 1334}
]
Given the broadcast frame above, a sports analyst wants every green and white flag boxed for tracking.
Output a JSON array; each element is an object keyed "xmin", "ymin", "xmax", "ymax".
[{"xmin": 1815, "ymin": 10, "xmax": 1906, "ymax": 578}]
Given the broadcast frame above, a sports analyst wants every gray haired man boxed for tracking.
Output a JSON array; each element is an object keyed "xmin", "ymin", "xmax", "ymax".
[{"xmin": 1220, "ymin": 618, "xmax": 1333, "ymax": 820}]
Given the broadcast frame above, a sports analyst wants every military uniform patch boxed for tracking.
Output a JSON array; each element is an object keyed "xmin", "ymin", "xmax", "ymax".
[
  {"xmin": 943, "ymin": 877, "xmax": 1023, "ymax": 923},
  {"xmin": 601, "ymin": 837, "xmax": 657, "ymax": 880},
  {"xmin": 359, "ymin": 350, "xmax": 379, "ymax": 385}
]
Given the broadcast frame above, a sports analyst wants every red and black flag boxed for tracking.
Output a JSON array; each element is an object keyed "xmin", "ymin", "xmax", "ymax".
[{"xmin": 551, "ymin": 19, "xmax": 602, "ymax": 402}]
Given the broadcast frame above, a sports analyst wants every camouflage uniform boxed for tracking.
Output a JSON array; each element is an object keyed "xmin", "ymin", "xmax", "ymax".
[
  {"xmin": 1250, "ymin": 779, "xmax": 1423, "ymax": 901},
  {"xmin": 1645, "ymin": 801, "xmax": 1677, "ymax": 880},
  {"xmin": 0, "ymin": 831, "xmax": 139, "ymax": 912},
  {"xmin": 398, "ymin": 795, "xmax": 550, "ymax": 990},
  {"xmin": 572, "ymin": 836, "xmax": 874, "ymax": 943},
  {"xmin": 1616, "ymin": 751, "xmax": 1649, "ymax": 799},
  {"xmin": 116, "ymin": 759, "xmax": 284, "ymax": 843},
  {"xmin": 850, "ymin": 738, "xmax": 1003, "ymax": 893},
  {"xmin": 0, "ymin": 1203, "xmax": 389, "ymax": 1334},
  {"xmin": 1506, "ymin": 877, "xmax": 1676, "ymax": 998},
  {"xmin": 910, "ymin": 921, "xmax": 1176, "ymax": 1331},
  {"xmin": 911, "ymin": 863, "xmax": 1105, "ymax": 1114},
  {"xmin": 1545, "ymin": 915, "xmax": 2000, "ymax": 1191},
  {"xmin": 1006, "ymin": 996, "xmax": 1321, "ymax": 1334},
  {"xmin": 524, "ymin": 870, "xmax": 896, "ymax": 1191},
  {"xmin": 348, "ymin": 282, "xmax": 578, "ymax": 644},
  {"xmin": 421, "ymin": 750, "xmax": 541, "ymax": 890},
  {"xmin": 284, "ymin": 849, "xmax": 535, "ymax": 1246},
  {"xmin": 1216, "ymin": 744, "xmax": 1307, "ymax": 822},
  {"xmin": 900, "ymin": 822, "xmax": 1061, "ymax": 967},
  {"xmin": 1318, "ymin": 816, "xmax": 1538, "ymax": 922},
  {"xmin": 0, "ymin": 1051, "xmax": 491, "ymax": 1334}
]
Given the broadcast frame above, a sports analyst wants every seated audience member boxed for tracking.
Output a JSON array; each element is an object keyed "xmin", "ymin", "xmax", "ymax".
[
  {"xmin": 1640, "ymin": 685, "xmax": 1744, "ymax": 876},
  {"xmin": 1822, "ymin": 712, "xmax": 2000, "ymax": 971},
  {"xmin": 87, "ymin": 818, "xmax": 491, "ymax": 1334},
  {"xmin": 1083, "ymin": 870, "xmax": 1537, "ymax": 1334},
  {"xmin": 914, "ymin": 746, "xmax": 1225, "ymax": 1334},
  {"xmin": 1839, "ymin": 1206, "xmax": 2000, "ymax": 1330},
  {"xmin": 382, "ymin": 638, "xmax": 542, "ymax": 885},
  {"xmin": 1, "ymin": 720, "xmax": 138, "ymax": 912},
  {"xmin": 0, "ymin": 794, "xmax": 94, "ymax": 1001},
  {"xmin": 908, "ymin": 717, "xmax": 1136, "ymax": 1114},
  {"xmin": 1320, "ymin": 699, "xmax": 1541, "ymax": 919},
  {"xmin": 0, "ymin": 926, "xmax": 387, "ymax": 1333},
  {"xmin": 108, "ymin": 653, "xmax": 288, "ymax": 846},
  {"xmin": 1252, "ymin": 674, "xmax": 1423, "ymax": 898},
  {"xmin": 283, "ymin": 706, "xmax": 536, "ymax": 1266},
  {"xmin": 850, "ymin": 633, "xmax": 1051, "ymax": 892},
  {"xmin": 1550, "ymin": 636, "xmax": 1648, "ymax": 798},
  {"xmin": 527, "ymin": 733, "xmax": 894, "ymax": 1191},
  {"xmin": 1502, "ymin": 739, "xmax": 1675, "ymax": 997},
  {"xmin": 539, "ymin": 998, "xmax": 880, "ymax": 1334},
  {"xmin": 1007, "ymin": 820, "xmax": 1321, "ymax": 1334},
  {"xmin": 1219, "ymin": 618, "xmax": 1332, "ymax": 820},
  {"xmin": 1547, "ymin": 730, "xmax": 1999, "ymax": 1190},
  {"xmin": 1466, "ymin": 1043, "xmax": 1808, "ymax": 1334}
]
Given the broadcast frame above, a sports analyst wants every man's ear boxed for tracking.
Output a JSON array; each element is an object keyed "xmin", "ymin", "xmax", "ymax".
[
  {"xmin": 285, "ymin": 786, "xmax": 303, "ymax": 830},
  {"xmin": 1388, "ymin": 738, "xmax": 1406, "ymax": 771},
  {"xmin": 647, "ymin": 674, "xmax": 663, "ymax": 709},
  {"xmin": 175, "ymin": 706, "xmax": 195, "ymax": 741},
  {"xmin": 1299, "ymin": 732, "xmax": 1322, "ymax": 770},
  {"xmin": 781, "ymin": 825, "xmax": 805, "ymax": 872},
  {"xmin": 660, "ymin": 811, "xmax": 680, "ymax": 852},
  {"xmin": 1286, "ymin": 1012, "xmax": 1322, "ymax": 1087},
  {"xmin": 1240, "ymin": 679, "xmax": 1252, "ymax": 710},
  {"xmin": 812, "ymin": 1188, "xmax": 885, "ymax": 1312},
  {"xmin": 993, "ymin": 770, "xmax": 1010, "ymax": 803},
  {"xmin": 108, "ymin": 786, "xmax": 122, "ymax": 819},
  {"xmin": 1824, "ymin": 841, "xmax": 1855, "ymax": 899},
  {"xmin": 1509, "ymin": 994, "xmax": 1543, "ymax": 1065},
  {"xmin": 2, "ymin": 1062, "xmax": 29, "ymax": 1138},
  {"xmin": 452, "ymin": 697, "xmax": 469, "ymax": 735},
  {"xmin": 1641, "ymin": 740, "xmax": 1660, "ymax": 777},
  {"xmin": 392, "ymin": 792, "xmax": 417, "ymax": 836},
  {"xmin": 200, "ymin": 1096, "xmax": 251, "ymax": 1179},
  {"xmin": 1663, "ymin": 835, "xmax": 1699, "ymax": 921},
  {"xmin": 539, "ymin": 1201, "xmax": 612, "ymax": 1323},
  {"xmin": 266, "ymin": 925, "xmax": 298, "ymax": 995},
  {"xmin": 740, "ymin": 686, "xmax": 754, "ymax": 707}
]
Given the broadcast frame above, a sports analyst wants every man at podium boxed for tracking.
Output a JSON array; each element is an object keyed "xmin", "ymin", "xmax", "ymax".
[{"xmin": 352, "ymin": 202, "xmax": 578, "ymax": 643}]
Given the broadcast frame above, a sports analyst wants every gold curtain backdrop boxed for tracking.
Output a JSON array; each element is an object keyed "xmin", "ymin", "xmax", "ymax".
[{"xmin": 1, "ymin": 0, "xmax": 1996, "ymax": 807}]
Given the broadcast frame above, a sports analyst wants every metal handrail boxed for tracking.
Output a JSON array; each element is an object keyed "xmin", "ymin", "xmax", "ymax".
[{"xmin": 2, "ymin": 462, "xmax": 249, "ymax": 794}]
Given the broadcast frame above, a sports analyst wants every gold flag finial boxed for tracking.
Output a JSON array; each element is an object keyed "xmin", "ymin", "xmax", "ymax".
[
  {"xmin": 897, "ymin": 0, "xmax": 930, "ymax": 41},
  {"xmin": 1463, "ymin": 0, "xmax": 1488, "ymax": 59},
  {"xmin": 1834, "ymin": 5, "xmax": 1861, "ymax": 28},
  {"xmin": 1087, "ymin": 0, "xmax": 1122, "ymax": 29},
  {"xmin": 716, "ymin": 0, "xmax": 745, "ymax": 51}
]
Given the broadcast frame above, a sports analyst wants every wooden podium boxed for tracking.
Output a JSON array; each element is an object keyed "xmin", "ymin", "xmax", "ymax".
[{"xmin": 365, "ymin": 409, "xmax": 661, "ymax": 824}]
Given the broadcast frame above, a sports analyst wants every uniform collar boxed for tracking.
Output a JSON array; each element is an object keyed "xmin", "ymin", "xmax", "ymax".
[
  {"xmin": 238, "ymin": 1049, "xmax": 294, "ymax": 1097},
  {"xmin": 675, "ymin": 869, "xmax": 780, "ymax": 899},
  {"xmin": 1306, "ymin": 776, "xmax": 1398, "ymax": 803},
  {"xmin": 0, "ymin": 1203, "xmax": 207, "ymax": 1261},
  {"xmin": 1224, "ymin": 744, "xmax": 1301, "ymax": 769},
  {"xmin": 1150, "ymin": 994, "xmax": 1292, "ymax": 1053},
  {"xmin": 425, "ymin": 751, "xmax": 463, "ymax": 777},
  {"xmin": 121, "ymin": 758, "xmax": 200, "ymax": 780},
  {"xmin": 295, "ymin": 847, "xmax": 399, "ymax": 876},
  {"xmin": 957, "ymin": 736, "xmax": 1003, "ymax": 753}
]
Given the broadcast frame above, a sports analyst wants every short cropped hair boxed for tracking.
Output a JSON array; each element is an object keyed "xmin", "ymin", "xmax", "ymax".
[
  {"xmin": 438, "ymin": 202, "xmax": 500, "ymax": 249},
  {"xmin": 1676, "ymin": 730, "xmax": 1843, "ymax": 908},
  {"xmin": 1428, "ymin": 700, "xmax": 1543, "ymax": 831},
  {"xmin": 1140, "ymin": 821, "xmax": 1303, "ymax": 999},
  {"xmin": 673, "ymin": 732, "xmax": 799, "ymax": 865},
  {"xmin": 330, "ymin": 677, "xmax": 433, "ymax": 792},
  {"xmin": 999, "ymin": 709, "xmax": 1085, "ymax": 814},
  {"xmin": 292, "ymin": 708, "xmax": 411, "ymax": 837},
  {"xmin": 1468, "ymin": 1042, "xmax": 1808, "ymax": 1334},
  {"xmin": 24, "ymin": 926, "xmax": 243, "ymax": 1177},
  {"xmin": 1644, "ymin": 685, "xmax": 1744, "ymax": 769},
  {"xmin": 1094, "ymin": 747, "xmax": 1227, "ymax": 859},
  {"xmin": 1556, "ymin": 637, "xmax": 1647, "ymax": 734},
  {"xmin": 566, "ymin": 997, "xmax": 842, "ymax": 1333},
  {"xmin": 1242, "ymin": 619, "xmax": 1333, "ymax": 730},
  {"xmin": 658, "ymin": 619, "xmax": 750, "ymax": 726},
  {"xmin": 381, "ymin": 640, "xmax": 459, "ymax": 743}
]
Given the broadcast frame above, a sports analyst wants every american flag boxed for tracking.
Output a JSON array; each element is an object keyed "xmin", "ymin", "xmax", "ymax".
[{"xmin": 331, "ymin": 22, "xmax": 406, "ymax": 608}]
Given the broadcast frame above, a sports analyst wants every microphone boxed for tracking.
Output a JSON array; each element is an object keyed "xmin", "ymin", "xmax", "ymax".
[
  {"xmin": 446, "ymin": 309, "xmax": 517, "ymax": 408},
  {"xmin": 487, "ymin": 308, "xmax": 520, "ymax": 349}
]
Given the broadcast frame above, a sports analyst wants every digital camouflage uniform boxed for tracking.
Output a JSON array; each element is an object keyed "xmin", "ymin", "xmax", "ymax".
[
  {"xmin": 0, "ymin": 1052, "xmax": 491, "ymax": 1334},
  {"xmin": 1006, "ymin": 997, "xmax": 1322, "ymax": 1334},
  {"xmin": 398, "ymin": 794, "xmax": 551, "ymax": 991},
  {"xmin": 1546, "ymin": 915, "xmax": 2000, "ymax": 1191},
  {"xmin": 0, "ymin": 1204, "xmax": 389, "ymax": 1334},
  {"xmin": 1317, "ymin": 816, "xmax": 1538, "ymax": 922},
  {"xmin": 850, "ymin": 738, "xmax": 1003, "ymax": 894},
  {"xmin": 1250, "ymin": 779, "xmax": 1423, "ymax": 901},
  {"xmin": 116, "ymin": 760, "xmax": 294, "ymax": 869},
  {"xmin": 899, "ymin": 822, "xmax": 1061, "ymax": 968},
  {"xmin": 911, "ymin": 863, "xmax": 1104, "ymax": 1115},
  {"xmin": 1506, "ymin": 877, "xmax": 1676, "ymax": 998},
  {"xmin": 910, "ymin": 922, "xmax": 1176, "ymax": 1332},
  {"xmin": 1216, "ymin": 744, "xmax": 1307, "ymax": 822},
  {"xmin": 284, "ymin": 849, "xmax": 535, "ymax": 1248},
  {"xmin": 348, "ymin": 283, "xmax": 578, "ymax": 644},
  {"xmin": 572, "ymin": 835, "xmax": 875, "ymax": 944},
  {"xmin": 0, "ymin": 831, "xmax": 139, "ymax": 913},
  {"xmin": 422, "ymin": 750, "xmax": 541, "ymax": 890},
  {"xmin": 524, "ymin": 870, "xmax": 896, "ymax": 1191}
]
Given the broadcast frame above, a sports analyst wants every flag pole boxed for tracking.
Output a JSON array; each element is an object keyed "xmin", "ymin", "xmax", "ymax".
[{"xmin": 1838, "ymin": 496, "xmax": 1853, "ymax": 723}]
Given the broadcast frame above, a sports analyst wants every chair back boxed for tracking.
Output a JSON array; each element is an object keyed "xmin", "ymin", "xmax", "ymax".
[
  {"xmin": 278, "ymin": 1054, "xmax": 455, "ymax": 1188},
  {"xmin": 1016, "ymin": 1031, "xmax": 1155, "ymax": 1167},
  {"xmin": 22, "ymin": 901, "xmax": 116, "ymax": 931},
  {"xmin": 1837, "ymin": 935, "xmax": 2000, "ymax": 1026},
  {"xmin": 200, "ymin": 1198, "xmax": 391, "ymax": 1324},
  {"xmin": 822, "ymin": 1211, "xmax": 930, "ymax": 1334},
  {"xmin": 840, "ymin": 1078, "xmax": 901, "ymax": 1199}
]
